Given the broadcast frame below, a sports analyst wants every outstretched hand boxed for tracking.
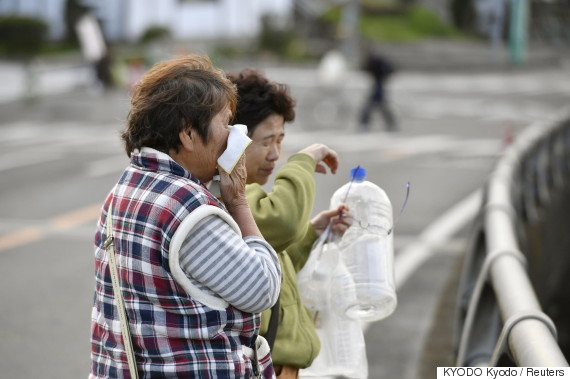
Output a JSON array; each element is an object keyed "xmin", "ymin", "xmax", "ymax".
[
  {"xmin": 298, "ymin": 144, "xmax": 339, "ymax": 175},
  {"xmin": 311, "ymin": 204, "xmax": 352, "ymax": 237}
]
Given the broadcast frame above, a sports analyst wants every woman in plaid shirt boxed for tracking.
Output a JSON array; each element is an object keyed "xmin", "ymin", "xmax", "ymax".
[{"xmin": 90, "ymin": 55, "xmax": 281, "ymax": 378}]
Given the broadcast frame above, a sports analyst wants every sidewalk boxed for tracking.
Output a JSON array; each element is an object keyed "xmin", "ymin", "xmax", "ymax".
[
  {"xmin": 0, "ymin": 59, "xmax": 92, "ymax": 105},
  {"xmin": 0, "ymin": 38, "xmax": 567, "ymax": 105},
  {"xmin": 372, "ymin": 39, "xmax": 570, "ymax": 72}
]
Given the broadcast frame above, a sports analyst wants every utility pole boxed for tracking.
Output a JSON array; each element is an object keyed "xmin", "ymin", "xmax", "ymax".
[
  {"xmin": 509, "ymin": 0, "xmax": 529, "ymax": 65},
  {"xmin": 340, "ymin": 0, "xmax": 361, "ymax": 68}
]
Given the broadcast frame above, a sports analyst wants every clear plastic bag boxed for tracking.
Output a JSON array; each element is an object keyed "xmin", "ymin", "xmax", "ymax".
[
  {"xmin": 297, "ymin": 225, "xmax": 368, "ymax": 379},
  {"xmin": 300, "ymin": 311, "xmax": 368, "ymax": 379},
  {"xmin": 296, "ymin": 224, "xmax": 338, "ymax": 314}
]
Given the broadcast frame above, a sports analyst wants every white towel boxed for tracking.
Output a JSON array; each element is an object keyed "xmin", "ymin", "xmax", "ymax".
[{"xmin": 217, "ymin": 124, "xmax": 252, "ymax": 173}]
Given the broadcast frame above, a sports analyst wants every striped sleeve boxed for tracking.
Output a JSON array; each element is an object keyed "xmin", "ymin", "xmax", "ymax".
[{"xmin": 178, "ymin": 215, "xmax": 281, "ymax": 313}]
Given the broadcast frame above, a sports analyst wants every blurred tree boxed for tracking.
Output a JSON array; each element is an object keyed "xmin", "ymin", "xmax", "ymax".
[
  {"xmin": 0, "ymin": 16, "xmax": 48, "ymax": 101},
  {"xmin": 140, "ymin": 26, "xmax": 171, "ymax": 44},
  {"xmin": 258, "ymin": 14, "xmax": 306, "ymax": 60},
  {"xmin": 64, "ymin": 0, "xmax": 89, "ymax": 46},
  {"xmin": 322, "ymin": 4, "xmax": 459, "ymax": 43},
  {"xmin": 449, "ymin": 0, "xmax": 476, "ymax": 32},
  {"xmin": 0, "ymin": 16, "xmax": 48, "ymax": 58}
]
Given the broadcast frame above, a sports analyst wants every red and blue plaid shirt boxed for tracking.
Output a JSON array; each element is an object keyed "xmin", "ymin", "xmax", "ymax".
[{"xmin": 91, "ymin": 149, "xmax": 277, "ymax": 378}]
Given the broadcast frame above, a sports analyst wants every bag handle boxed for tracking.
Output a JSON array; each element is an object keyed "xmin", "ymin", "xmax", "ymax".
[
  {"xmin": 104, "ymin": 203, "xmax": 139, "ymax": 379},
  {"xmin": 264, "ymin": 296, "xmax": 280, "ymax": 351}
]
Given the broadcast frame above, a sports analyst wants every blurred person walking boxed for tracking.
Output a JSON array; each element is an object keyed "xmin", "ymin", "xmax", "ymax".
[
  {"xmin": 228, "ymin": 68, "xmax": 351, "ymax": 379},
  {"xmin": 358, "ymin": 49, "xmax": 398, "ymax": 132},
  {"xmin": 90, "ymin": 55, "xmax": 281, "ymax": 378}
]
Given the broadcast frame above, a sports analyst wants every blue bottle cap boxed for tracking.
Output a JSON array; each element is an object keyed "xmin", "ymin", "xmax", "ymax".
[{"xmin": 350, "ymin": 167, "xmax": 366, "ymax": 181}]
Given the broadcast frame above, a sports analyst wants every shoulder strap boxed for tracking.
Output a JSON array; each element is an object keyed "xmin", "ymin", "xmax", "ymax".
[
  {"xmin": 265, "ymin": 296, "xmax": 280, "ymax": 351},
  {"xmin": 104, "ymin": 203, "xmax": 139, "ymax": 379}
]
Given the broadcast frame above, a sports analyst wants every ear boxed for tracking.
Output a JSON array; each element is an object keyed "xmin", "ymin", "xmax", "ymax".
[{"xmin": 179, "ymin": 128, "xmax": 195, "ymax": 152}]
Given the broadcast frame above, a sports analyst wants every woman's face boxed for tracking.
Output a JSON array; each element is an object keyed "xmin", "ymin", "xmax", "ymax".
[
  {"xmin": 192, "ymin": 106, "xmax": 232, "ymax": 183},
  {"xmin": 245, "ymin": 113, "xmax": 285, "ymax": 185}
]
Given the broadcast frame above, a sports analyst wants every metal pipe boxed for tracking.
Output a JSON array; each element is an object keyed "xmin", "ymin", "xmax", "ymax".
[
  {"xmin": 510, "ymin": 320, "xmax": 567, "ymax": 366},
  {"xmin": 481, "ymin": 108, "xmax": 570, "ymax": 366}
]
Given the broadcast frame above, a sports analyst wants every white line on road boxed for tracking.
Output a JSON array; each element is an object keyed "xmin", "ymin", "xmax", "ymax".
[
  {"xmin": 284, "ymin": 130, "xmax": 501, "ymax": 162},
  {"xmin": 0, "ymin": 151, "xmax": 64, "ymax": 171}
]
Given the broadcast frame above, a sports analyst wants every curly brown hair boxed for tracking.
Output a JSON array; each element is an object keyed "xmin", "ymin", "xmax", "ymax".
[
  {"xmin": 227, "ymin": 68, "xmax": 295, "ymax": 136},
  {"xmin": 122, "ymin": 55, "xmax": 237, "ymax": 156}
]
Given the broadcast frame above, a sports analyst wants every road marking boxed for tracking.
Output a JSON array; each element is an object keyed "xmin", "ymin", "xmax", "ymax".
[
  {"xmin": 51, "ymin": 204, "xmax": 102, "ymax": 231},
  {"xmin": 0, "ymin": 227, "xmax": 45, "ymax": 251},
  {"xmin": 0, "ymin": 152, "xmax": 64, "ymax": 171},
  {"xmin": 284, "ymin": 130, "xmax": 501, "ymax": 164},
  {"xmin": 0, "ymin": 203, "xmax": 102, "ymax": 252},
  {"xmin": 394, "ymin": 189, "xmax": 482, "ymax": 289}
]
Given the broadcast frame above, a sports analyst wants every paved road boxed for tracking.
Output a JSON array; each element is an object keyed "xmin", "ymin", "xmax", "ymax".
[
  {"xmin": 0, "ymin": 62, "xmax": 568, "ymax": 378},
  {"xmin": 263, "ymin": 65, "xmax": 569, "ymax": 378}
]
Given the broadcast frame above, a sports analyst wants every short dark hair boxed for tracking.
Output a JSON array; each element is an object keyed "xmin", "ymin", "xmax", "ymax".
[
  {"xmin": 122, "ymin": 54, "xmax": 237, "ymax": 156},
  {"xmin": 227, "ymin": 68, "xmax": 295, "ymax": 136}
]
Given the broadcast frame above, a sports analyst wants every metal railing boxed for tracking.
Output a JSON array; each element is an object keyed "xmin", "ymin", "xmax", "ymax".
[{"xmin": 455, "ymin": 108, "xmax": 570, "ymax": 367}]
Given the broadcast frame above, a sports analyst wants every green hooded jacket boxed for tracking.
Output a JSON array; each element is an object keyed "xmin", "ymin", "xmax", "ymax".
[{"xmin": 245, "ymin": 153, "xmax": 320, "ymax": 368}]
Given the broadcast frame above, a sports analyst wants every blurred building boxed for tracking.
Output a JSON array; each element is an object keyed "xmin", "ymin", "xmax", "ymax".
[{"xmin": 0, "ymin": 0, "xmax": 294, "ymax": 42}]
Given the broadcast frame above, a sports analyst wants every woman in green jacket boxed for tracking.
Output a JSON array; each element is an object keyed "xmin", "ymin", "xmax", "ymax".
[{"xmin": 228, "ymin": 69, "xmax": 350, "ymax": 378}]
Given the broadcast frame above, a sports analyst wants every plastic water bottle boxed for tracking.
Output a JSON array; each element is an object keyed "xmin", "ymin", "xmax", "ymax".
[{"xmin": 329, "ymin": 166, "xmax": 397, "ymax": 321}]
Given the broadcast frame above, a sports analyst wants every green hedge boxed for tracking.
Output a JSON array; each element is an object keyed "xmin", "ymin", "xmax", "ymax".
[
  {"xmin": 0, "ymin": 16, "xmax": 48, "ymax": 58},
  {"xmin": 322, "ymin": 5, "xmax": 461, "ymax": 43},
  {"xmin": 257, "ymin": 15, "xmax": 308, "ymax": 61},
  {"xmin": 140, "ymin": 26, "xmax": 171, "ymax": 44}
]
